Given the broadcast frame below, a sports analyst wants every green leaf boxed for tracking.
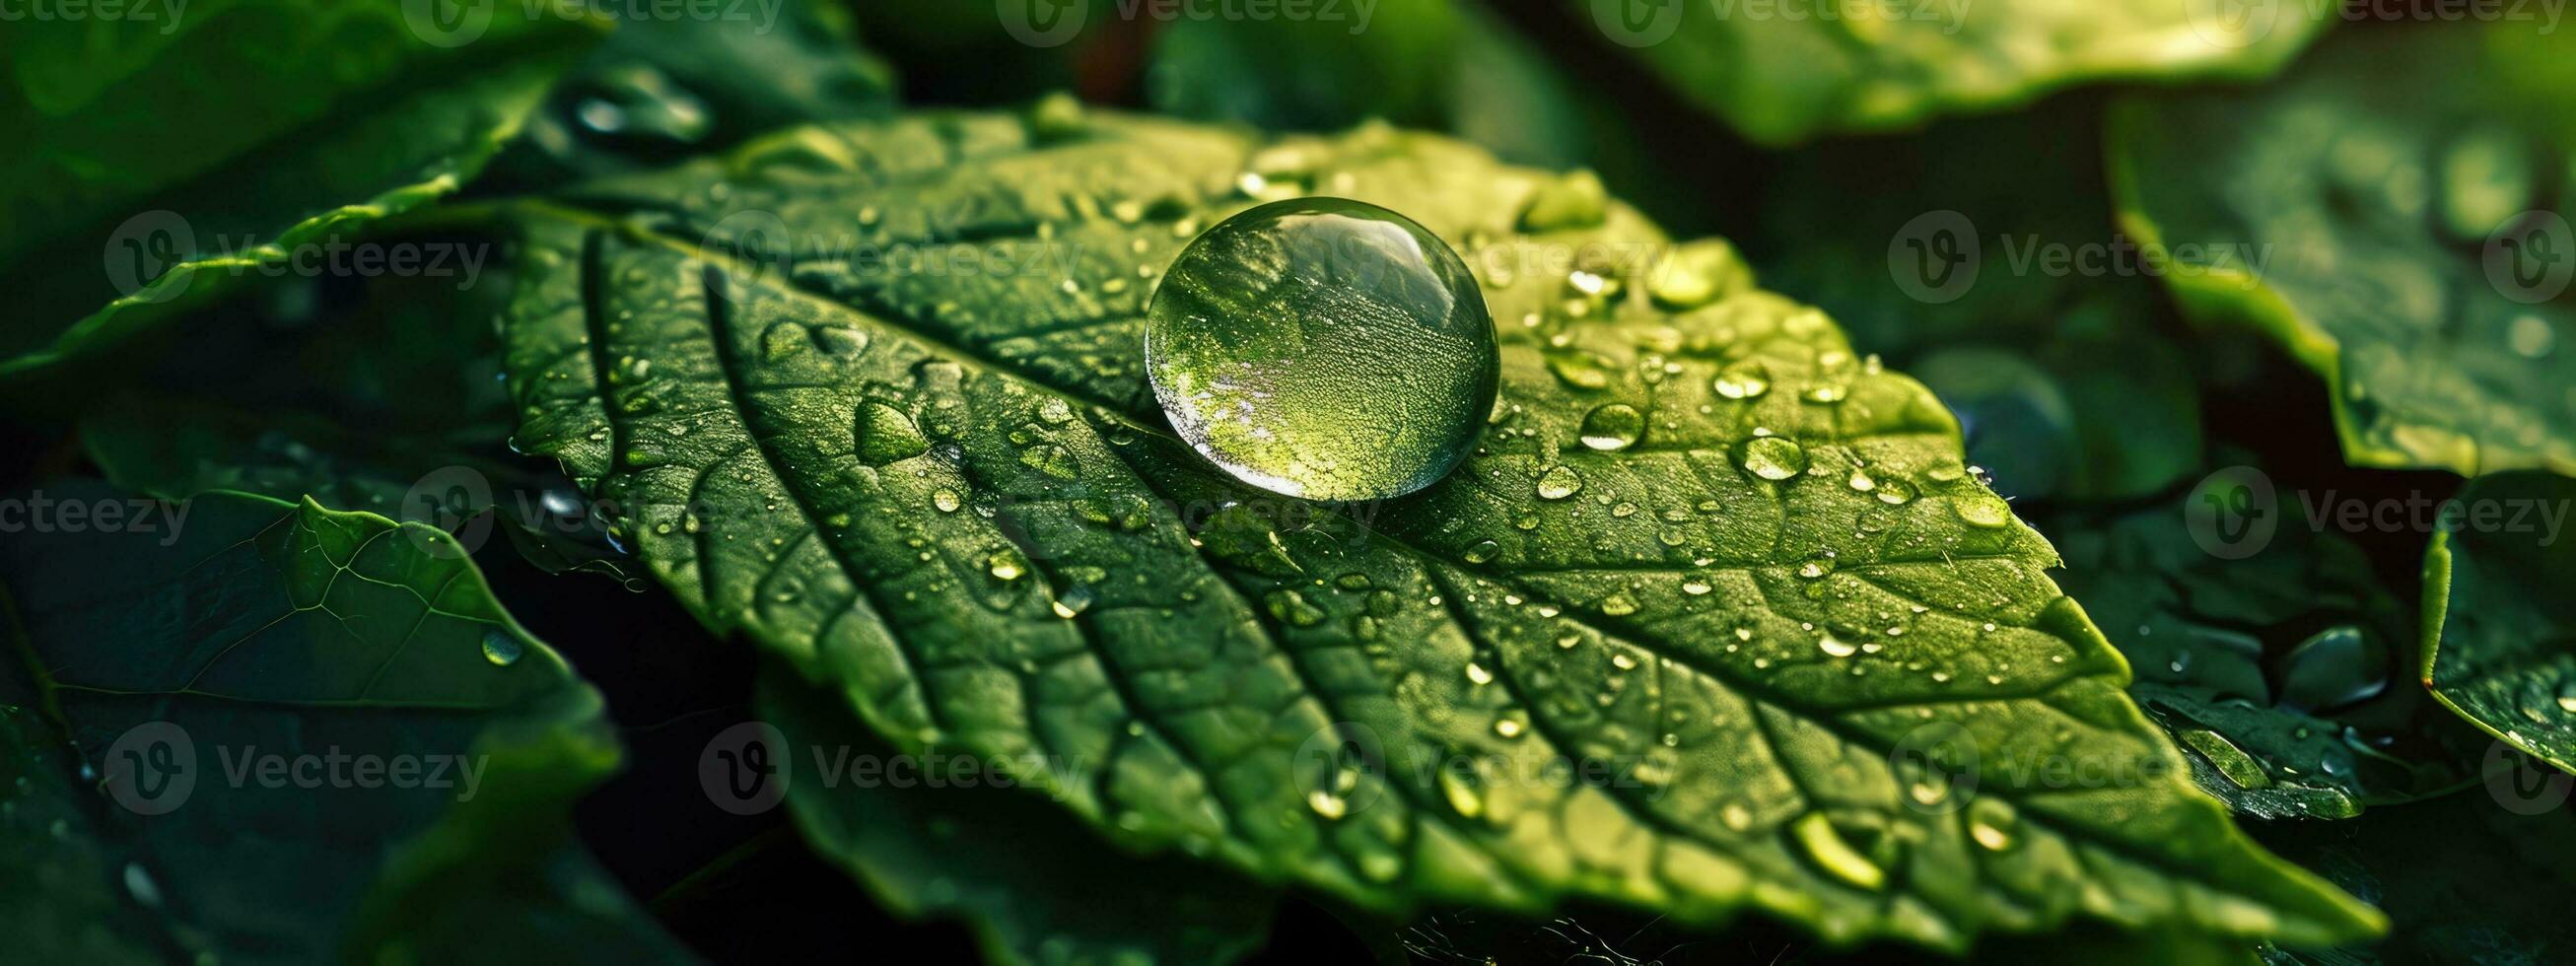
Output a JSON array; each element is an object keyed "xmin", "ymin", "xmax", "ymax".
[
  {"xmin": 0, "ymin": 485, "xmax": 685, "ymax": 963},
  {"xmin": 1148, "ymin": 0, "xmax": 1462, "ymax": 132},
  {"xmin": 2420, "ymin": 471, "xmax": 2576, "ymax": 772},
  {"xmin": 2252, "ymin": 789, "xmax": 2576, "ymax": 965},
  {"xmin": 2110, "ymin": 20, "xmax": 2576, "ymax": 478},
  {"xmin": 2047, "ymin": 466, "xmax": 2484, "ymax": 818},
  {"xmin": 759, "ymin": 662, "xmax": 1276, "ymax": 965},
  {"xmin": 67, "ymin": 260, "xmax": 634, "ymax": 583},
  {"xmin": 0, "ymin": 703, "xmax": 167, "ymax": 965},
  {"xmin": 1147, "ymin": 2, "xmax": 1728, "ymax": 234},
  {"xmin": 483, "ymin": 0, "xmax": 895, "ymax": 187},
  {"xmin": 496, "ymin": 108, "xmax": 2379, "ymax": 950},
  {"xmin": 1751, "ymin": 101, "xmax": 2200, "ymax": 502},
  {"xmin": 0, "ymin": 0, "xmax": 603, "ymax": 378},
  {"xmin": 1580, "ymin": 0, "xmax": 2330, "ymax": 145}
]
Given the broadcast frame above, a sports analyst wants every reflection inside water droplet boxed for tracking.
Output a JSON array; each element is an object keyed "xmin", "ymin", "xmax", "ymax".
[{"xmin": 1145, "ymin": 198, "xmax": 1497, "ymax": 502}]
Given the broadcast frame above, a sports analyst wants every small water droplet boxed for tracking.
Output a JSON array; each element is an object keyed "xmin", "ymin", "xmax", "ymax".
[
  {"xmin": 855, "ymin": 402, "xmax": 929, "ymax": 466},
  {"xmin": 1647, "ymin": 239, "xmax": 1747, "ymax": 310},
  {"xmin": 1306, "ymin": 789, "xmax": 1349, "ymax": 819},
  {"xmin": 2509, "ymin": 314, "xmax": 2556, "ymax": 359},
  {"xmin": 988, "ymin": 553, "xmax": 1027, "ymax": 582},
  {"xmin": 1967, "ymin": 797, "xmax": 2018, "ymax": 852},
  {"xmin": 1536, "ymin": 465, "xmax": 1584, "ymax": 501},
  {"xmin": 1518, "ymin": 169, "xmax": 1607, "ymax": 231},
  {"xmin": 1741, "ymin": 437, "xmax": 1807, "ymax": 481},
  {"xmin": 1713, "ymin": 360, "xmax": 1772, "ymax": 400},
  {"xmin": 1952, "ymin": 493, "xmax": 2011, "ymax": 528},
  {"xmin": 1438, "ymin": 764, "xmax": 1486, "ymax": 819},
  {"xmin": 1051, "ymin": 585, "xmax": 1095, "ymax": 619},
  {"xmin": 480, "ymin": 629, "xmax": 524, "ymax": 667},
  {"xmin": 1578, "ymin": 403, "xmax": 1644, "ymax": 451}
]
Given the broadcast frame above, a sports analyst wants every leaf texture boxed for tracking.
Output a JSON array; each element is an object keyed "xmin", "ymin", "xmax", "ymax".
[
  {"xmin": 496, "ymin": 108, "xmax": 2379, "ymax": 950},
  {"xmin": 0, "ymin": 487, "xmax": 686, "ymax": 964}
]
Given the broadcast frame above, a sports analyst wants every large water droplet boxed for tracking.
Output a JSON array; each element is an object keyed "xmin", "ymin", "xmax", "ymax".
[{"xmin": 1146, "ymin": 198, "xmax": 1497, "ymax": 502}]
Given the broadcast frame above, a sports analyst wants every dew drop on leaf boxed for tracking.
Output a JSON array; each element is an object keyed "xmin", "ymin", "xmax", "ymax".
[
  {"xmin": 1145, "ymin": 198, "xmax": 1497, "ymax": 502},
  {"xmin": 1712, "ymin": 360, "xmax": 1771, "ymax": 399},
  {"xmin": 1741, "ymin": 437, "xmax": 1807, "ymax": 481},
  {"xmin": 480, "ymin": 629, "xmax": 524, "ymax": 667},
  {"xmin": 1951, "ymin": 493, "xmax": 2011, "ymax": 528},
  {"xmin": 1578, "ymin": 403, "xmax": 1644, "ymax": 451},
  {"xmin": 1535, "ymin": 464, "xmax": 1584, "ymax": 501},
  {"xmin": 988, "ymin": 552, "xmax": 1027, "ymax": 582},
  {"xmin": 854, "ymin": 402, "xmax": 929, "ymax": 466}
]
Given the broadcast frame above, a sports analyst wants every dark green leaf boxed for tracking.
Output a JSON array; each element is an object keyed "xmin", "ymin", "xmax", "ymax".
[
  {"xmin": 2253, "ymin": 790, "xmax": 2576, "ymax": 965},
  {"xmin": 1581, "ymin": 0, "xmax": 2329, "ymax": 145},
  {"xmin": 2047, "ymin": 467, "xmax": 2484, "ymax": 818},
  {"xmin": 1753, "ymin": 101, "xmax": 2199, "ymax": 502},
  {"xmin": 484, "ymin": 0, "xmax": 895, "ymax": 187},
  {"xmin": 759, "ymin": 663, "xmax": 1276, "ymax": 965},
  {"xmin": 0, "ymin": 486, "xmax": 684, "ymax": 964},
  {"xmin": 2111, "ymin": 20, "xmax": 2576, "ymax": 477},
  {"xmin": 495, "ymin": 108, "xmax": 2378, "ymax": 950},
  {"xmin": 2420, "ymin": 471, "xmax": 2576, "ymax": 771},
  {"xmin": 1149, "ymin": 0, "xmax": 1461, "ymax": 132},
  {"xmin": 0, "ymin": 1, "xmax": 602, "ymax": 378},
  {"xmin": 69, "ymin": 263, "xmax": 635, "ymax": 585}
]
